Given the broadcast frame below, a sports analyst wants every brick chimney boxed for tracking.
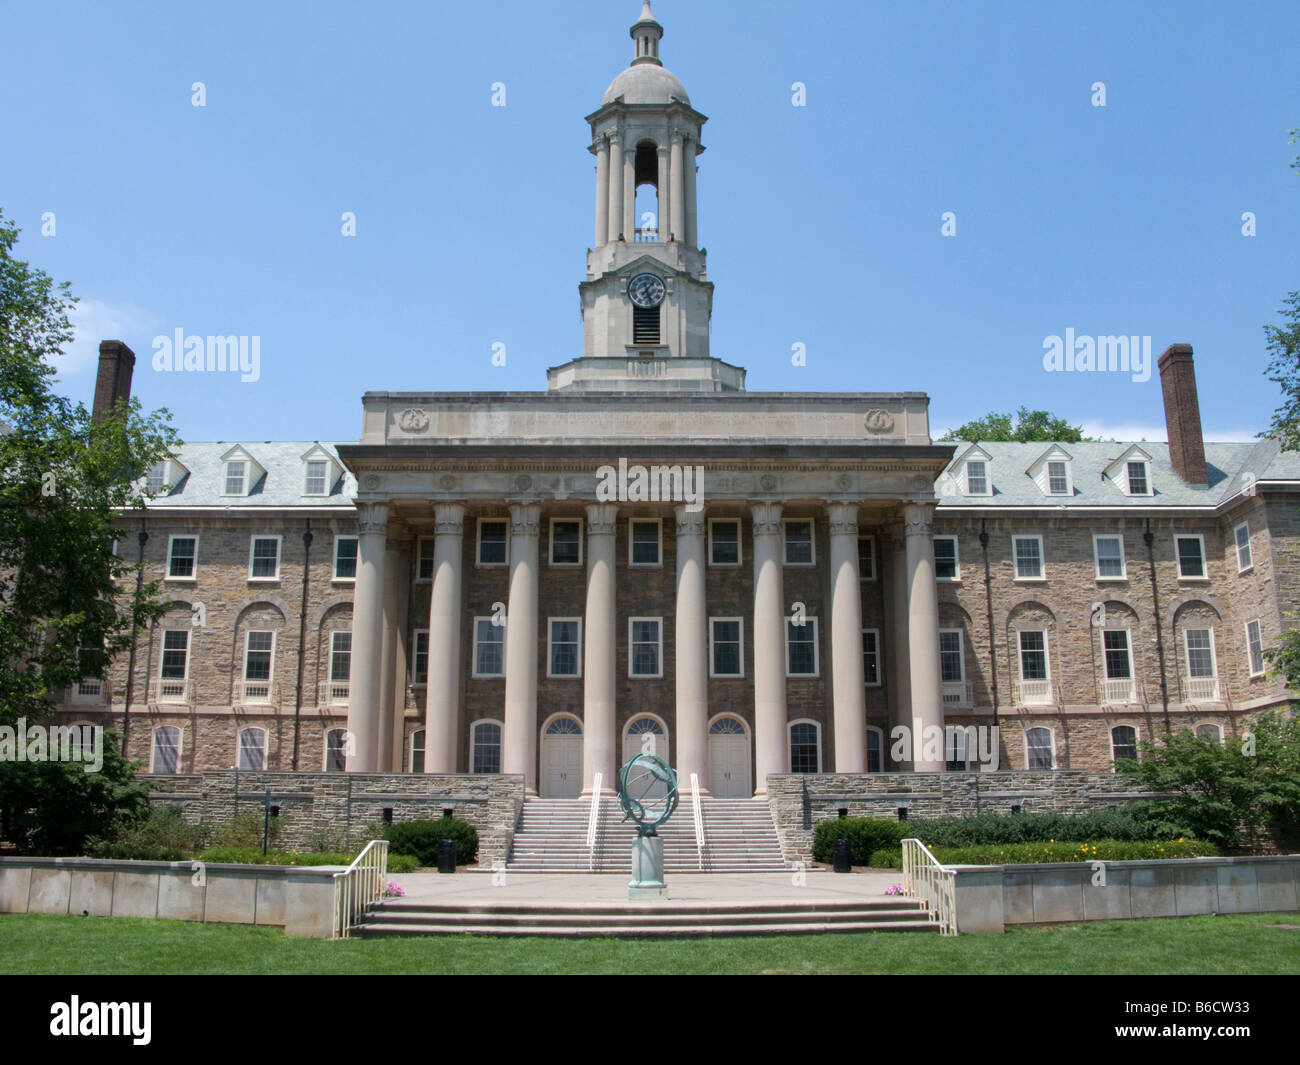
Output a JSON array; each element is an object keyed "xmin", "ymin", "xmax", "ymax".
[
  {"xmin": 1158, "ymin": 343, "xmax": 1208, "ymax": 488},
  {"xmin": 91, "ymin": 340, "xmax": 136, "ymax": 423}
]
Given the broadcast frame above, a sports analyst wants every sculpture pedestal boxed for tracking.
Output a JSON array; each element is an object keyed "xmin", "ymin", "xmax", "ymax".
[{"xmin": 628, "ymin": 833, "xmax": 667, "ymax": 899}]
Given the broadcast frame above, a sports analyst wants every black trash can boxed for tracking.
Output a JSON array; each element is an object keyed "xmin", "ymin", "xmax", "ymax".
[
  {"xmin": 437, "ymin": 838, "xmax": 456, "ymax": 874},
  {"xmin": 833, "ymin": 838, "xmax": 851, "ymax": 873}
]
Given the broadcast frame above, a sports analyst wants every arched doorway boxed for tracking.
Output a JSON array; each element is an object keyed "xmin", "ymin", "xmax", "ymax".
[
  {"xmin": 623, "ymin": 715, "xmax": 668, "ymax": 800},
  {"xmin": 541, "ymin": 716, "xmax": 583, "ymax": 798},
  {"xmin": 708, "ymin": 716, "xmax": 751, "ymax": 798}
]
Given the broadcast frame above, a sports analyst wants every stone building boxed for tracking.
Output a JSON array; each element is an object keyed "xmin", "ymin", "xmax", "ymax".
[{"xmin": 63, "ymin": 4, "xmax": 1299, "ymax": 801}]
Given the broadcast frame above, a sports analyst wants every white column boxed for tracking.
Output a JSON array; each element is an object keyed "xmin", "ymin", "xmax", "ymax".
[
  {"xmin": 608, "ymin": 135, "xmax": 624, "ymax": 242},
  {"xmin": 594, "ymin": 134, "xmax": 610, "ymax": 246},
  {"xmin": 656, "ymin": 145, "xmax": 670, "ymax": 240},
  {"xmin": 886, "ymin": 530, "xmax": 910, "ymax": 756},
  {"xmin": 503, "ymin": 503, "xmax": 540, "ymax": 791},
  {"xmin": 669, "ymin": 131, "xmax": 685, "ymax": 242},
  {"xmin": 346, "ymin": 503, "xmax": 387, "ymax": 771},
  {"xmin": 582, "ymin": 504, "xmax": 617, "ymax": 794},
  {"xmin": 622, "ymin": 141, "xmax": 637, "ymax": 243},
  {"xmin": 389, "ymin": 542, "xmax": 411, "ymax": 771},
  {"xmin": 675, "ymin": 505, "xmax": 709, "ymax": 793},
  {"xmin": 376, "ymin": 526, "xmax": 405, "ymax": 772},
  {"xmin": 751, "ymin": 502, "xmax": 786, "ymax": 796},
  {"xmin": 425, "ymin": 504, "xmax": 465, "ymax": 774},
  {"xmin": 828, "ymin": 504, "xmax": 866, "ymax": 772},
  {"xmin": 904, "ymin": 502, "xmax": 944, "ymax": 772},
  {"xmin": 684, "ymin": 137, "xmax": 698, "ymax": 247}
]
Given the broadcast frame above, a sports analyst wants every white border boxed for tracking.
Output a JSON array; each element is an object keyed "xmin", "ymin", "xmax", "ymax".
[
  {"xmin": 627, "ymin": 616, "xmax": 663, "ymax": 678},
  {"xmin": 547, "ymin": 617, "xmax": 583, "ymax": 678},
  {"xmin": 708, "ymin": 616, "xmax": 745, "ymax": 678}
]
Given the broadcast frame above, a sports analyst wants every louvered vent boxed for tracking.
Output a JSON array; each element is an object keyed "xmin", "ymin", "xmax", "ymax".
[{"xmin": 633, "ymin": 305, "xmax": 660, "ymax": 345}]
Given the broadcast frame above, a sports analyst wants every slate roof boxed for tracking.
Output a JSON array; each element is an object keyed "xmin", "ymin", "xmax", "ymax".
[{"xmin": 143, "ymin": 442, "xmax": 357, "ymax": 508}]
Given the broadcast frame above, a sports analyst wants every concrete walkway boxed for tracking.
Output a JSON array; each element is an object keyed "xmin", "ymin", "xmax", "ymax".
[{"xmin": 385, "ymin": 869, "xmax": 904, "ymax": 906}]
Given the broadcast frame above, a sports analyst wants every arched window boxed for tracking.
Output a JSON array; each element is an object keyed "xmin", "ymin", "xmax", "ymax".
[
  {"xmin": 151, "ymin": 726, "xmax": 181, "ymax": 774},
  {"xmin": 472, "ymin": 720, "xmax": 502, "ymax": 774},
  {"xmin": 1110, "ymin": 726, "xmax": 1138, "ymax": 764},
  {"xmin": 789, "ymin": 720, "xmax": 820, "ymax": 773},
  {"xmin": 237, "ymin": 727, "xmax": 267, "ymax": 770},
  {"xmin": 1025, "ymin": 727, "xmax": 1054, "ymax": 770},
  {"xmin": 1195, "ymin": 723, "xmax": 1222, "ymax": 744},
  {"xmin": 410, "ymin": 729, "xmax": 425, "ymax": 774},
  {"xmin": 625, "ymin": 715, "xmax": 665, "ymax": 759},
  {"xmin": 710, "ymin": 717, "xmax": 745, "ymax": 735},
  {"xmin": 325, "ymin": 728, "xmax": 348, "ymax": 772},
  {"xmin": 546, "ymin": 716, "xmax": 582, "ymax": 735}
]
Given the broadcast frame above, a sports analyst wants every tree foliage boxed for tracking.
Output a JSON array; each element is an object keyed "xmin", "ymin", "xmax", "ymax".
[
  {"xmin": 1262, "ymin": 291, "xmax": 1300, "ymax": 452},
  {"xmin": 938, "ymin": 406, "xmax": 1092, "ymax": 443},
  {"xmin": 0, "ymin": 210, "xmax": 179, "ymax": 726}
]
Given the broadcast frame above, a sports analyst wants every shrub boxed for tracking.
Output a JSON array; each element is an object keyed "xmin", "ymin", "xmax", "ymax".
[
  {"xmin": 384, "ymin": 817, "xmax": 478, "ymax": 865},
  {"xmin": 812, "ymin": 818, "xmax": 906, "ymax": 866},
  {"xmin": 867, "ymin": 837, "xmax": 1220, "ymax": 869},
  {"xmin": 210, "ymin": 810, "xmax": 285, "ymax": 849},
  {"xmin": 305, "ymin": 822, "xmax": 386, "ymax": 854},
  {"xmin": 197, "ymin": 847, "xmax": 356, "ymax": 866},
  {"xmin": 902, "ymin": 806, "xmax": 1185, "ymax": 848},
  {"xmin": 92, "ymin": 804, "xmax": 210, "ymax": 860},
  {"xmin": 387, "ymin": 853, "xmax": 419, "ymax": 873}
]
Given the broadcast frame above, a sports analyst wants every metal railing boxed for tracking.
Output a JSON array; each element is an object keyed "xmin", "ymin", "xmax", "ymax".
[
  {"xmin": 332, "ymin": 839, "xmax": 389, "ymax": 939},
  {"xmin": 1187, "ymin": 676, "xmax": 1219, "ymax": 702},
  {"xmin": 690, "ymin": 772, "xmax": 705, "ymax": 871},
  {"xmin": 327, "ymin": 682, "xmax": 350, "ymax": 705},
  {"xmin": 157, "ymin": 679, "xmax": 188, "ymax": 702},
  {"xmin": 941, "ymin": 681, "xmax": 972, "ymax": 707},
  {"xmin": 901, "ymin": 838, "xmax": 957, "ymax": 936},
  {"xmin": 1102, "ymin": 678, "xmax": 1136, "ymax": 705},
  {"xmin": 634, "ymin": 227, "xmax": 659, "ymax": 243},
  {"xmin": 586, "ymin": 773, "xmax": 602, "ymax": 872},
  {"xmin": 1016, "ymin": 679, "xmax": 1053, "ymax": 706},
  {"xmin": 238, "ymin": 681, "xmax": 273, "ymax": 704}
]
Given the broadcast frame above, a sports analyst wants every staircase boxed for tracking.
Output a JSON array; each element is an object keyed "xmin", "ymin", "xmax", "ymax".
[
  {"xmin": 505, "ymin": 797, "xmax": 788, "ymax": 873},
  {"xmin": 352, "ymin": 897, "xmax": 940, "ymax": 938}
]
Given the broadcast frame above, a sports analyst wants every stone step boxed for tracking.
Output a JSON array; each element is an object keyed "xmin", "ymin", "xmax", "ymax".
[{"xmin": 354, "ymin": 919, "xmax": 940, "ymax": 938}]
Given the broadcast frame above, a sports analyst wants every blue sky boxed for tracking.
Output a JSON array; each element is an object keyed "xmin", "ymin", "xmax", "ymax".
[{"xmin": 2, "ymin": 0, "xmax": 1297, "ymax": 444}]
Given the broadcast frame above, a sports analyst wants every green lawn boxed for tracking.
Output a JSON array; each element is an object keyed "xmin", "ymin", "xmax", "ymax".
[{"xmin": 2, "ymin": 912, "xmax": 1298, "ymax": 974}]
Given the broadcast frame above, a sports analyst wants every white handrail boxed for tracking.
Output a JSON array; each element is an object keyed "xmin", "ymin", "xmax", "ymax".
[
  {"xmin": 331, "ymin": 839, "xmax": 389, "ymax": 939},
  {"xmin": 901, "ymin": 838, "xmax": 957, "ymax": 936},
  {"xmin": 690, "ymin": 772, "xmax": 705, "ymax": 871},
  {"xmin": 586, "ymin": 773, "xmax": 603, "ymax": 871}
]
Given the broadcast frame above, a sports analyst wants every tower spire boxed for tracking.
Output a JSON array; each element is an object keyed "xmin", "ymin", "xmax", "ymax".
[{"xmin": 630, "ymin": 1, "xmax": 663, "ymax": 67}]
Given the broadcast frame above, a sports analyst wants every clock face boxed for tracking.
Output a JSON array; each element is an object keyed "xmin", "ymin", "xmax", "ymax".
[{"xmin": 627, "ymin": 273, "xmax": 666, "ymax": 308}]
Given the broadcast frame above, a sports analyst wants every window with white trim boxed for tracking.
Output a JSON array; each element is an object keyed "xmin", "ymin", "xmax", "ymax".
[
  {"xmin": 1018, "ymin": 630, "xmax": 1048, "ymax": 682},
  {"xmin": 1110, "ymin": 725, "xmax": 1138, "ymax": 764},
  {"xmin": 472, "ymin": 720, "xmax": 502, "ymax": 773},
  {"xmin": 1184, "ymin": 628, "xmax": 1216, "ymax": 683},
  {"xmin": 146, "ymin": 462, "xmax": 167, "ymax": 496},
  {"xmin": 325, "ymin": 728, "xmax": 348, "ymax": 772},
  {"xmin": 305, "ymin": 459, "xmax": 329, "ymax": 496},
  {"xmin": 789, "ymin": 721, "xmax": 821, "ymax": 773},
  {"xmin": 866, "ymin": 726, "xmax": 884, "ymax": 772},
  {"xmin": 1093, "ymin": 535, "xmax": 1125, "ymax": 580},
  {"xmin": 224, "ymin": 460, "xmax": 247, "ymax": 496},
  {"xmin": 933, "ymin": 536, "xmax": 959, "ymax": 580},
  {"xmin": 167, "ymin": 536, "xmax": 198, "ymax": 579},
  {"xmin": 1126, "ymin": 461, "xmax": 1149, "ymax": 496},
  {"xmin": 629, "ymin": 519, "xmax": 662, "ymax": 566},
  {"xmin": 237, "ymin": 727, "xmax": 267, "ymax": 770},
  {"xmin": 1025, "ymin": 727, "xmax": 1054, "ymax": 769},
  {"xmin": 548, "ymin": 618, "xmax": 581, "ymax": 678},
  {"xmin": 1175, "ymin": 535, "xmax": 1205, "ymax": 579},
  {"xmin": 151, "ymin": 726, "xmax": 181, "ymax": 774},
  {"xmin": 966, "ymin": 459, "xmax": 989, "ymax": 495},
  {"xmin": 857, "ymin": 536, "xmax": 875, "ymax": 580},
  {"xmin": 410, "ymin": 729, "xmax": 425, "ymax": 773},
  {"xmin": 477, "ymin": 519, "xmax": 508, "ymax": 566},
  {"xmin": 783, "ymin": 520, "xmax": 814, "ymax": 565},
  {"xmin": 1245, "ymin": 619, "xmax": 1265, "ymax": 677},
  {"xmin": 333, "ymin": 537, "xmax": 357, "ymax": 581},
  {"xmin": 1234, "ymin": 522, "xmax": 1252, "ymax": 572},
  {"xmin": 159, "ymin": 630, "xmax": 190, "ymax": 700},
  {"xmin": 550, "ymin": 519, "xmax": 582, "ymax": 566},
  {"xmin": 473, "ymin": 618, "xmax": 505, "ymax": 677},
  {"xmin": 1195, "ymin": 723, "xmax": 1222, "ymax": 744},
  {"xmin": 1013, "ymin": 535, "xmax": 1044, "ymax": 580},
  {"xmin": 411, "ymin": 629, "xmax": 429, "ymax": 685},
  {"xmin": 1046, "ymin": 460, "xmax": 1069, "ymax": 495},
  {"xmin": 945, "ymin": 725, "xmax": 971, "ymax": 771},
  {"xmin": 1102, "ymin": 630, "xmax": 1132, "ymax": 687},
  {"xmin": 785, "ymin": 617, "xmax": 819, "ymax": 676},
  {"xmin": 862, "ymin": 629, "xmax": 880, "ymax": 686},
  {"xmin": 939, "ymin": 629, "xmax": 964, "ymax": 683},
  {"xmin": 709, "ymin": 618, "xmax": 743, "ymax": 677},
  {"xmin": 416, "ymin": 537, "xmax": 435, "ymax": 581},
  {"xmin": 629, "ymin": 617, "xmax": 662, "ymax": 677},
  {"xmin": 249, "ymin": 536, "xmax": 281, "ymax": 580},
  {"xmin": 329, "ymin": 631, "xmax": 351, "ymax": 702},
  {"xmin": 708, "ymin": 519, "xmax": 741, "ymax": 565},
  {"xmin": 242, "ymin": 631, "xmax": 275, "ymax": 700}
]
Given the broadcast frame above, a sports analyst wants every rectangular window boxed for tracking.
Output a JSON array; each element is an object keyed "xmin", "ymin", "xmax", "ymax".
[
  {"xmin": 1047, "ymin": 460, "xmax": 1069, "ymax": 495},
  {"xmin": 1013, "ymin": 535, "xmax": 1043, "ymax": 580},
  {"xmin": 548, "ymin": 618, "xmax": 581, "ymax": 678},
  {"xmin": 238, "ymin": 729, "xmax": 266, "ymax": 771},
  {"xmin": 630, "ymin": 519, "xmax": 662, "ymax": 566},
  {"xmin": 1184, "ymin": 628, "xmax": 1215, "ymax": 679},
  {"xmin": 151, "ymin": 727, "xmax": 181, "ymax": 774},
  {"xmin": 709, "ymin": 618, "xmax": 743, "ymax": 677},
  {"xmin": 1093, "ymin": 535, "xmax": 1125, "ymax": 580},
  {"xmin": 709, "ymin": 519, "xmax": 741, "ymax": 565},
  {"xmin": 224, "ymin": 461, "xmax": 246, "ymax": 496},
  {"xmin": 550, "ymin": 519, "xmax": 582, "ymax": 566},
  {"xmin": 167, "ymin": 535, "xmax": 197, "ymax": 579},
  {"xmin": 857, "ymin": 536, "xmax": 875, "ymax": 580},
  {"xmin": 329, "ymin": 632, "xmax": 351, "ymax": 702},
  {"xmin": 1111, "ymin": 726, "xmax": 1139, "ymax": 763},
  {"xmin": 1103, "ymin": 630, "xmax": 1131, "ymax": 680},
  {"xmin": 473, "ymin": 618, "xmax": 506, "ymax": 677},
  {"xmin": 411, "ymin": 630, "xmax": 429, "ymax": 686},
  {"xmin": 785, "ymin": 617, "xmax": 819, "ymax": 676},
  {"xmin": 1018, "ymin": 630, "xmax": 1048, "ymax": 681},
  {"xmin": 159, "ymin": 630, "xmax": 189, "ymax": 700},
  {"xmin": 966, "ymin": 460, "xmax": 988, "ymax": 495},
  {"xmin": 305, "ymin": 459, "xmax": 328, "ymax": 495},
  {"xmin": 477, "ymin": 519, "xmax": 508, "ymax": 566},
  {"xmin": 249, "ymin": 536, "xmax": 281, "ymax": 580},
  {"xmin": 1176, "ymin": 535, "xmax": 1205, "ymax": 579},
  {"xmin": 862, "ymin": 629, "xmax": 880, "ymax": 686},
  {"xmin": 866, "ymin": 729, "xmax": 883, "ymax": 773},
  {"xmin": 243, "ymin": 631, "xmax": 274, "ymax": 701},
  {"xmin": 933, "ymin": 536, "xmax": 959, "ymax": 581},
  {"xmin": 333, "ymin": 537, "xmax": 358, "ymax": 580},
  {"xmin": 416, "ymin": 538, "xmax": 435, "ymax": 581},
  {"xmin": 146, "ymin": 463, "xmax": 167, "ymax": 496},
  {"xmin": 1127, "ymin": 461, "xmax": 1149, "ymax": 495},
  {"xmin": 1245, "ymin": 619, "xmax": 1265, "ymax": 677},
  {"xmin": 783, "ymin": 520, "xmax": 814, "ymax": 565},
  {"xmin": 1234, "ymin": 522, "xmax": 1252, "ymax": 572},
  {"xmin": 629, "ymin": 618, "xmax": 662, "ymax": 677},
  {"xmin": 1026, "ymin": 728, "xmax": 1054, "ymax": 770},
  {"xmin": 939, "ymin": 629, "xmax": 964, "ymax": 683}
]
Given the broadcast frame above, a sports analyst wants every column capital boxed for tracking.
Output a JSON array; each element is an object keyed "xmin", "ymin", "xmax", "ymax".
[
  {"xmin": 433, "ymin": 503, "xmax": 466, "ymax": 535},
  {"xmin": 674, "ymin": 504, "xmax": 706, "ymax": 537},
  {"xmin": 902, "ymin": 501, "xmax": 936, "ymax": 536},
  {"xmin": 356, "ymin": 502, "xmax": 388, "ymax": 535},
  {"xmin": 509, "ymin": 503, "xmax": 541, "ymax": 537},
  {"xmin": 657, "ymin": 143, "xmax": 670, "ymax": 157},
  {"xmin": 585, "ymin": 502, "xmax": 618, "ymax": 536},
  {"xmin": 826, "ymin": 503, "xmax": 860, "ymax": 537},
  {"xmin": 750, "ymin": 501, "xmax": 784, "ymax": 536}
]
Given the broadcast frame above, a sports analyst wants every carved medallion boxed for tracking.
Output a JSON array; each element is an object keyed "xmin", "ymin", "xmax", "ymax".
[
  {"xmin": 397, "ymin": 408, "xmax": 429, "ymax": 433},
  {"xmin": 439, "ymin": 474, "xmax": 458, "ymax": 491},
  {"xmin": 864, "ymin": 409, "xmax": 895, "ymax": 434}
]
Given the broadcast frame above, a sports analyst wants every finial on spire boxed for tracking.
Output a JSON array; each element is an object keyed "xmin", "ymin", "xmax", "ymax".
[{"xmin": 630, "ymin": 1, "xmax": 663, "ymax": 67}]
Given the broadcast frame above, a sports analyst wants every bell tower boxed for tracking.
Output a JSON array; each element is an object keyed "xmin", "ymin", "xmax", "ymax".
[{"xmin": 548, "ymin": 3, "xmax": 745, "ymax": 392}]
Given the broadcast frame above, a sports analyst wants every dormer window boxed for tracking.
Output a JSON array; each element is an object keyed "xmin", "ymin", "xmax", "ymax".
[
  {"xmin": 305, "ymin": 460, "xmax": 328, "ymax": 496},
  {"xmin": 1126, "ymin": 461, "xmax": 1149, "ymax": 496},
  {"xmin": 1047, "ymin": 461, "xmax": 1069, "ymax": 495},
  {"xmin": 146, "ymin": 463, "xmax": 167, "ymax": 495},
  {"xmin": 225, "ymin": 461, "xmax": 246, "ymax": 496},
  {"xmin": 966, "ymin": 460, "xmax": 988, "ymax": 495}
]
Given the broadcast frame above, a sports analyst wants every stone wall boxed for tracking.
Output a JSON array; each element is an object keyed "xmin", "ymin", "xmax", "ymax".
[
  {"xmin": 144, "ymin": 771, "xmax": 525, "ymax": 864},
  {"xmin": 765, "ymin": 770, "xmax": 1158, "ymax": 863}
]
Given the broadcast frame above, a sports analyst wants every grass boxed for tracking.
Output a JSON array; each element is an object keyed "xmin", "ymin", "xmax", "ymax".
[{"xmin": 1, "ymin": 911, "xmax": 1298, "ymax": 974}]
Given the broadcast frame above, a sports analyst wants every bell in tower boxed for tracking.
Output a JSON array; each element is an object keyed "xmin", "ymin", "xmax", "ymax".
[{"xmin": 548, "ymin": 3, "xmax": 745, "ymax": 393}]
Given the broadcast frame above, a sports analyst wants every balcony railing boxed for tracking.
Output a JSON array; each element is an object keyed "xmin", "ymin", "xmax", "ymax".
[
  {"xmin": 237, "ymin": 681, "xmax": 272, "ymax": 705},
  {"xmin": 634, "ymin": 227, "xmax": 659, "ymax": 243},
  {"xmin": 157, "ymin": 679, "xmax": 188, "ymax": 702},
  {"xmin": 941, "ymin": 681, "xmax": 972, "ymax": 708},
  {"xmin": 1102, "ymin": 678, "xmax": 1137, "ymax": 705},
  {"xmin": 1186, "ymin": 676, "xmax": 1219, "ymax": 703},
  {"xmin": 328, "ymin": 682, "xmax": 350, "ymax": 706},
  {"xmin": 72, "ymin": 679, "xmax": 105, "ymax": 703},
  {"xmin": 1016, "ymin": 679, "xmax": 1053, "ymax": 706}
]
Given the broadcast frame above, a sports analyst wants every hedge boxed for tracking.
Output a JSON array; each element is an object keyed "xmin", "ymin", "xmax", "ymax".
[
  {"xmin": 812, "ymin": 818, "xmax": 907, "ymax": 865},
  {"xmin": 867, "ymin": 838, "xmax": 1221, "ymax": 869},
  {"xmin": 383, "ymin": 817, "xmax": 478, "ymax": 865}
]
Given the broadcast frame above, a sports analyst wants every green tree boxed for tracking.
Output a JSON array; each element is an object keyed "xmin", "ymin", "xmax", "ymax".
[
  {"xmin": 0, "ymin": 210, "xmax": 178, "ymax": 727},
  {"xmin": 938, "ymin": 406, "xmax": 1092, "ymax": 443},
  {"xmin": 1262, "ymin": 291, "xmax": 1300, "ymax": 451}
]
